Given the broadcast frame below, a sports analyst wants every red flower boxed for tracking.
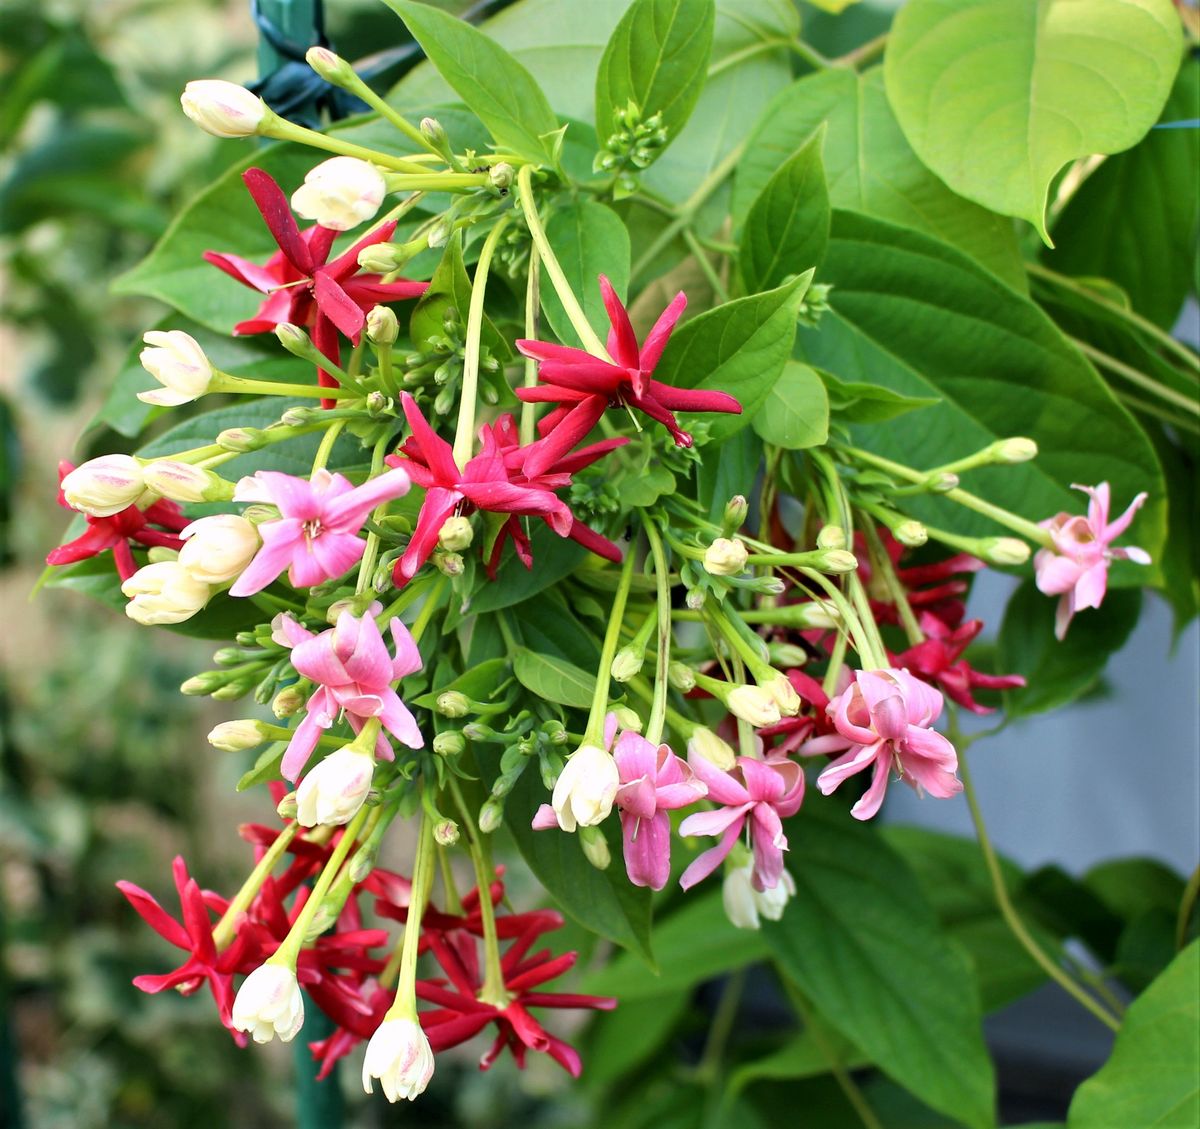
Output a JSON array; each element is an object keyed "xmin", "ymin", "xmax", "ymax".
[
  {"xmin": 386, "ymin": 393, "xmax": 621, "ymax": 584},
  {"xmin": 46, "ymin": 461, "xmax": 187, "ymax": 581},
  {"xmin": 205, "ymin": 168, "xmax": 426, "ymax": 402},
  {"xmin": 892, "ymin": 612, "xmax": 1026, "ymax": 714},
  {"xmin": 515, "ymin": 275, "xmax": 741, "ymax": 475}
]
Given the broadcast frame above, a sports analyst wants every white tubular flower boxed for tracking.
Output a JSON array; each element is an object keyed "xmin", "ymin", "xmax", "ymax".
[
  {"xmin": 180, "ymin": 80, "xmax": 268, "ymax": 138},
  {"xmin": 362, "ymin": 1018, "xmax": 434, "ymax": 1103},
  {"xmin": 726, "ymin": 685, "xmax": 782, "ymax": 728},
  {"xmin": 61, "ymin": 455, "xmax": 145, "ymax": 517},
  {"xmin": 121, "ymin": 561, "xmax": 212, "ymax": 625},
  {"xmin": 178, "ymin": 514, "xmax": 260, "ymax": 584},
  {"xmin": 688, "ymin": 727, "xmax": 736, "ymax": 771},
  {"xmin": 551, "ymin": 744, "xmax": 619, "ymax": 832},
  {"xmin": 231, "ymin": 963, "xmax": 305, "ymax": 1044},
  {"xmin": 722, "ymin": 864, "xmax": 797, "ymax": 930},
  {"xmin": 291, "ymin": 157, "xmax": 387, "ymax": 231},
  {"xmin": 703, "ymin": 536, "xmax": 749, "ymax": 577},
  {"xmin": 138, "ymin": 330, "xmax": 214, "ymax": 406},
  {"xmin": 754, "ymin": 869, "xmax": 797, "ymax": 921},
  {"xmin": 294, "ymin": 747, "xmax": 376, "ymax": 827}
]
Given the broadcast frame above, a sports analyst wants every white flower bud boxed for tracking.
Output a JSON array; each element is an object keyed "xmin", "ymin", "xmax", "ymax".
[
  {"xmin": 138, "ymin": 330, "xmax": 214, "ymax": 405},
  {"xmin": 358, "ymin": 244, "xmax": 403, "ymax": 274},
  {"xmin": 295, "ymin": 747, "xmax": 376, "ymax": 827},
  {"xmin": 893, "ymin": 520, "xmax": 928, "ymax": 548},
  {"xmin": 478, "ymin": 799, "xmax": 504, "ymax": 833},
  {"xmin": 438, "ymin": 515, "xmax": 473, "ymax": 552},
  {"xmin": 551, "ymin": 745, "xmax": 619, "ymax": 832},
  {"xmin": 723, "ymin": 495, "xmax": 749, "ymax": 531},
  {"xmin": 273, "ymin": 686, "xmax": 306, "ymax": 717},
  {"xmin": 180, "ymin": 80, "xmax": 268, "ymax": 139},
  {"xmin": 726, "ymin": 685, "xmax": 782, "ymax": 728},
  {"xmin": 121, "ymin": 561, "xmax": 212, "ymax": 625},
  {"xmin": 983, "ymin": 537, "xmax": 1031, "ymax": 566},
  {"xmin": 703, "ymin": 537, "xmax": 749, "ymax": 577},
  {"xmin": 722, "ymin": 864, "xmax": 761, "ymax": 930},
  {"xmin": 610, "ymin": 646, "xmax": 644, "ymax": 683},
  {"xmin": 178, "ymin": 514, "xmax": 261, "ymax": 584},
  {"xmin": 291, "ymin": 157, "xmax": 387, "ymax": 232},
  {"xmin": 992, "ymin": 437, "xmax": 1038, "ymax": 464},
  {"xmin": 668, "ymin": 662, "xmax": 696, "ymax": 692},
  {"xmin": 231, "ymin": 963, "xmax": 304, "ymax": 1043},
  {"xmin": 207, "ymin": 719, "xmax": 270, "ymax": 751},
  {"xmin": 755, "ymin": 868, "xmax": 797, "ymax": 921},
  {"xmin": 611, "ymin": 706, "xmax": 643, "ymax": 733},
  {"xmin": 688, "ymin": 727, "xmax": 736, "ymax": 770},
  {"xmin": 366, "ymin": 305, "xmax": 399, "ymax": 346},
  {"xmin": 436, "ymin": 691, "xmax": 470, "ymax": 718},
  {"xmin": 816, "ymin": 525, "xmax": 846, "ymax": 550},
  {"xmin": 305, "ymin": 46, "xmax": 356, "ymax": 85},
  {"xmin": 61, "ymin": 455, "xmax": 145, "ymax": 517},
  {"xmin": 142, "ymin": 460, "xmax": 229, "ymax": 504},
  {"xmin": 578, "ymin": 825, "xmax": 611, "ymax": 869},
  {"xmin": 488, "ymin": 162, "xmax": 514, "ymax": 190},
  {"xmin": 760, "ymin": 673, "xmax": 801, "ymax": 717},
  {"xmin": 433, "ymin": 818, "xmax": 459, "ymax": 846},
  {"xmin": 766, "ymin": 642, "xmax": 808, "ymax": 668},
  {"xmin": 814, "ymin": 549, "xmax": 858, "ymax": 574},
  {"xmin": 432, "ymin": 731, "xmax": 465, "ymax": 756},
  {"xmin": 362, "ymin": 1018, "xmax": 434, "ymax": 1103}
]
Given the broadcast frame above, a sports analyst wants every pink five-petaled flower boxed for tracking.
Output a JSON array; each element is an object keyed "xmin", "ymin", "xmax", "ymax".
[
  {"xmin": 46, "ymin": 460, "xmax": 187, "ymax": 581},
  {"xmin": 273, "ymin": 607, "xmax": 423, "ymax": 781},
  {"xmin": 514, "ymin": 275, "xmax": 742, "ymax": 476},
  {"xmin": 802, "ymin": 668, "xmax": 960, "ymax": 821},
  {"xmin": 229, "ymin": 467, "xmax": 412, "ymax": 596},
  {"xmin": 612, "ymin": 731, "xmax": 707, "ymax": 890},
  {"xmin": 205, "ymin": 168, "xmax": 426, "ymax": 402},
  {"xmin": 1034, "ymin": 482, "xmax": 1150, "ymax": 640},
  {"xmin": 679, "ymin": 753, "xmax": 804, "ymax": 893},
  {"xmin": 386, "ymin": 393, "xmax": 617, "ymax": 584}
]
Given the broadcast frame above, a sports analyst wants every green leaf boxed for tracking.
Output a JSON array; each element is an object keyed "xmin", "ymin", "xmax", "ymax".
[
  {"xmin": 819, "ymin": 369, "xmax": 939, "ymax": 425},
  {"xmin": 409, "ymin": 230, "xmax": 510, "ymax": 360},
  {"xmin": 761, "ymin": 805, "xmax": 995, "ymax": 1129},
  {"xmin": 1045, "ymin": 59, "xmax": 1200, "ymax": 329},
  {"xmin": 795, "ymin": 211, "xmax": 1167, "ymax": 566},
  {"xmin": 383, "ymin": 0, "xmax": 560, "ymax": 163},
  {"xmin": 728, "ymin": 1025, "xmax": 869, "ymax": 1098},
  {"xmin": 696, "ymin": 425, "xmax": 762, "ymax": 522},
  {"xmin": 511, "ymin": 647, "xmax": 595, "ymax": 708},
  {"xmin": 739, "ymin": 124, "xmax": 830, "ymax": 294},
  {"xmin": 541, "ymin": 197, "xmax": 630, "ymax": 348},
  {"xmin": 582, "ymin": 889, "xmax": 768, "ymax": 999},
  {"xmin": 236, "ymin": 743, "xmax": 285, "ymax": 792},
  {"xmin": 731, "ymin": 68, "xmax": 1023, "ymax": 288},
  {"xmin": 1085, "ymin": 858, "xmax": 1186, "ymax": 926},
  {"xmin": 583, "ymin": 991, "xmax": 691, "ymax": 1086},
  {"xmin": 752, "ymin": 361, "xmax": 829, "ymax": 450},
  {"xmin": 998, "ymin": 580, "xmax": 1141, "ymax": 718},
  {"xmin": 467, "ymin": 526, "xmax": 587, "ymax": 614},
  {"xmin": 657, "ymin": 271, "xmax": 811, "ymax": 440},
  {"xmin": 594, "ymin": 0, "xmax": 715, "ymax": 162},
  {"xmin": 884, "ymin": 0, "xmax": 1183, "ymax": 243},
  {"xmin": 1068, "ymin": 941, "xmax": 1199, "ymax": 1128},
  {"xmin": 412, "ymin": 657, "xmax": 510, "ymax": 710}
]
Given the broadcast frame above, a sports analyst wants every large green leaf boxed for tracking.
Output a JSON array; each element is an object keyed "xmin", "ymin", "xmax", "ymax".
[
  {"xmin": 731, "ymin": 68, "xmax": 1023, "ymax": 288},
  {"xmin": 468, "ymin": 526, "xmax": 587, "ymax": 614},
  {"xmin": 511, "ymin": 646, "xmax": 595, "ymax": 708},
  {"xmin": 739, "ymin": 125, "xmax": 830, "ymax": 294},
  {"xmin": 1068, "ymin": 941, "xmax": 1199, "ymax": 1128},
  {"xmin": 751, "ymin": 361, "xmax": 829, "ymax": 450},
  {"xmin": 656, "ymin": 271, "xmax": 811, "ymax": 440},
  {"xmin": 382, "ymin": 0, "xmax": 560, "ymax": 163},
  {"xmin": 795, "ymin": 211, "xmax": 1167, "ymax": 567},
  {"xmin": 1046, "ymin": 59, "xmax": 1200, "ymax": 329},
  {"xmin": 762, "ymin": 805, "xmax": 995, "ymax": 1129},
  {"xmin": 594, "ymin": 0, "xmax": 715, "ymax": 159},
  {"xmin": 541, "ymin": 197, "xmax": 630, "ymax": 348},
  {"xmin": 884, "ymin": 0, "xmax": 1183, "ymax": 242},
  {"xmin": 997, "ymin": 580, "xmax": 1141, "ymax": 718}
]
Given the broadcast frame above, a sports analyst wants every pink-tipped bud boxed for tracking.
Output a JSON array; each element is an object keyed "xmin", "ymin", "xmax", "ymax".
[
  {"xmin": 61, "ymin": 455, "xmax": 144, "ymax": 517},
  {"xmin": 180, "ymin": 80, "xmax": 268, "ymax": 138}
]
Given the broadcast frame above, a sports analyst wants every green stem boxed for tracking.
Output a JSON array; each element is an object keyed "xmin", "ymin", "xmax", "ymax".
[
  {"xmin": 267, "ymin": 117, "xmax": 435, "ymax": 174},
  {"xmin": 1115, "ymin": 388, "xmax": 1200, "ymax": 434},
  {"xmin": 212, "ymin": 822, "xmax": 300, "ymax": 950},
  {"xmin": 862, "ymin": 523, "xmax": 923, "ymax": 647},
  {"xmin": 1177, "ymin": 863, "xmax": 1200, "ymax": 951},
  {"xmin": 708, "ymin": 37, "xmax": 791, "ymax": 79},
  {"xmin": 520, "ymin": 242, "xmax": 542, "ymax": 446},
  {"xmin": 384, "ymin": 808, "xmax": 435, "ymax": 1021},
  {"xmin": 1072, "ymin": 338, "xmax": 1200, "ymax": 415},
  {"xmin": 797, "ymin": 567, "xmax": 880, "ymax": 669},
  {"xmin": 959, "ymin": 755, "xmax": 1121, "ymax": 1031},
  {"xmin": 789, "ymin": 37, "xmax": 835, "ymax": 71},
  {"xmin": 211, "ymin": 374, "xmax": 356, "ymax": 399},
  {"xmin": 311, "ymin": 420, "xmax": 346, "ymax": 472},
  {"xmin": 355, "ymin": 436, "xmax": 391, "ymax": 596},
  {"xmin": 386, "ymin": 173, "xmax": 488, "ymax": 192},
  {"xmin": 683, "ymin": 227, "xmax": 730, "ymax": 303},
  {"xmin": 836, "ymin": 31, "xmax": 888, "ymax": 70},
  {"xmin": 641, "ymin": 516, "xmax": 672, "ymax": 744},
  {"xmin": 452, "ymin": 216, "xmax": 510, "ymax": 468},
  {"xmin": 407, "ymin": 577, "xmax": 446, "ymax": 647},
  {"xmin": 584, "ymin": 544, "xmax": 638, "ymax": 745},
  {"xmin": 696, "ymin": 968, "xmax": 745, "ymax": 1098}
]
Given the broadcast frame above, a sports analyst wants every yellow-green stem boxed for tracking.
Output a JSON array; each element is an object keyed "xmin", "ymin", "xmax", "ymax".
[
  {"xmin": 212, "ymin": 822, "xmax": 300, "ymax": 950},
  {"xmin": 642, "ymin": 515, "xmax": 672, "ymax": 744},
  {"xmin": 520, "ymin": 242, "xmax": 542, "ymax": 446},
  {"xmin": 311, "ymin": 419, "xmax": 346, "ymax": 472},
  {"xmin": 584, "ymin": 544, "xmax": 638, "ymax": 745},
  {"xmin": 384, "ymin": 808, "xmax": 435, "ymax": 1022}
]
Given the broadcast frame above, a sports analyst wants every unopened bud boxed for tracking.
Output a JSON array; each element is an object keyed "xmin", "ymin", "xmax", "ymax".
[
  {"xmin": 727, "ymin": 684, "xmax": 782, "ymax": 727},
  {"xmin": 420, "ymin": 117, "xmax": 446, "ymax": 145},
  {"xmin": 305, "ymin": 46, "xmax": 356, "ymax": 86},
  {"xmin": 722, "ymin": 495, "xmax": 750, "ymax": 532},
  {"xmin": 438, "ymin": 515, "xmax": 473, "ymax": 552},
  {"xmin": 433, "ymin": 731, "xmax": 465, "ymax": 756},
  {"xmin": 813, "ymin": 549, "xmax": 858, "ymax": 574},
  {"xmin": 578, "ymin": 825, "xmax": 611, "ymax": 870},
  {"xmin": 274, "ymin": 323, "xmax": 311, "ymax": 356},
  {"xmin": 272, "ymin": 686, "xmax": 306, "ymax": 717},
  {"xmin": 610, "ymin": 646, "xmax": 644, "ymax": 683},
  {"xmin": 893, "ymin": 520, "xmax": 927, "ymax": 548},
  {"xmin": 981, "ymin": 537, "xmax": 1031, "ymax": 566},
  {"xmin": 435, "ymin": 551, "xmax": 464, "ymax": 577},
  {"xmin": 276, "ymin": 791, "xmax": 299, "ymax": 820},
  {"xmin": 325, "ymin": 599, "xmax": 358, "ymax": 625},
  {"xmin": 425, "ymin": 221, "xmax": 450, "ymax": 249},
  {"xmin": 366, "ymin": 391, "xmax": 390, "ymax": 416},
  {"xmin": 366, "ymin": 305, "xmax": 398, "ymax": 346},
  {"xmin": 434, "ymin": 819, "xmax": 459, "ymax": 846},
  {"xmin": 668, "ymin": 662, "xmax": 696, "ymax": 692},
  {"xmin": 180, "ymin": 673, "xmax": 220, "ymax": 696},
  {"xmin": 436, "ymin": 691, "xmax": 470, "ymax": 718},
  {"xmin": 767, "ymin": 643, "xmax": 808, "ymax": 668},
  {"xmin": 144, "ymin": 460, "xmax": 233, "ymax": 503},
  {"xmin": 478, "ymin": 799, "xmax": 504, "ymax": 833},
  {"xmin": 703, "ymin": 537, "xmax": 749, "ymax": 577},
  {"xmin": 685, "ymin": 587, "xmax": 706, "ymax": 610},
  {"xmin": 488, "ymin": 162, "xmax": 514, "ymax": 190},
  {"xmin": 138, "ymin": 330, "xmax": 215, "ymax": 406},
  {"xmin": 991, "ymin": 437, "xmax": 1038, "ymax": 464},
  {"xmin": 689, "ymin": 726, "xmax": 736, "ymax": 770},
  {"xmin": 217, "ymin": 427, "xmax": 267, "ymax": 452},
  {"xmin": 541, "ymin": 721, "xmax": 568, "ymax": 745},
  {"xmin": 929, "ymin": 472, "xmax": 959, "ymax": 493},
  {"xmin": 358, "ymin": 244, "xmax": 404, "ymax": 274},
  {"xmin": 241, "ymin": 504, "xmax": 281, "ymax": 525},
  {"xmin": 61, "ymin": 455, "xmax": 145, "ymax": 517},
  {"xmin": 816, "ymin": 525, "xmax": 846, "ymax": 550},
  {"xmin": 611, "ymin": 706, "xmax": 643, "ymax": 733},
  {"xmin": 280, "ymin": 406, "xmax": 323, "ymax": 426},
  {"xmin": 180, "ymin": 80, "xmax": 268, "ymax": 139}
]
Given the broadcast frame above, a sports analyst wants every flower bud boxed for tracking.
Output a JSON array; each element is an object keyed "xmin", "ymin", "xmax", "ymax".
[
  {"xmin": 723, "ymin": 495, "xmax": 749, "ymax": 532},
  {"xmin": 991, "ymin": 437, "xmax": 1038, "ymax": 464},
  {"xmin": 722, "ymin": 863, "xmax": 760, "ymax": 930},
  {"xmin": 611, "ymin": 706, "xmax": 643, "ymax": 732},
  {"xmin": 688, "ymin": 726, "xmax": 736, "ymax": 770},
  {"xmin": 305, "ymin": 46, "xmax": 356, "ymax": 86},
  {"xmin": 362, "ymin": 1017, "xmax": 434, "ymax": 1103},
  {"xmin": 812, "ymin": 549, "xmax": 858, "ymax": 574},
  {"xmin": 816, "ymin": 525, "xmax": 846, "ymax": 550},
  {"xmin": 274, "ymin": 322, "xmax": 311, "ymax": 356},
  {"xmin": 726, "ymin": 685, "xmax": 782, "ymax": 728},
  {"xmin": 982, "ymin": 537, "xmax": 1031, "ymax": 566},
  {"xmin": 61, "ymin": 455, "xmax": 145, "ymax": 517},
  {"xmin": 366, "ymin": 391, "xmax": 391, "ymax": 416},
  {"xmin": 685, "ymin": 587, "xmax": 706, "ymax": 610},
  {"xmin": 767, "ymin": 643, "xmax": 808, "ymax": 668},
  {"xmin": 231, "ymin": 962, "xmax": 304, "ymax": 1044},
  {"xmin": 291, "ymin": 156, "xmax": 387, "ymax": 232},
  {"xmin": 433, "ymin": 731, "xmax": 465, "ymax": 756},
  {"xmin": 551, "ymin": 745, "xmax": 619, "ymax": 832},
  {"xmin": 425, "ymin": 221, "xmax": 450, "ymax": 249},
  {"xmin": 180, "ymin": 80, "xmax": 268, "ymax": 138},
  {"xmin": 436, "ymin": 691, "xmax": 470, "ymax": 718},
  {"xmin": 488, "ymin": 162, "xmax": 514, "ymax": 190},
  {"xmin": 760, "ymin": 673, "xmax": 801, "ymax": 717},
  {"xmin": 273, "ymin": 686, "xmax": 306, "ymax": 718},
  {"xmin": 435, "ymin": 551, "xmax": 464, "ymax": 577},
  {"xmin": 121, "ymin": 561, "xmax": 211, "ymax": 625},
  {"xmin": 929, "ymin": 472, "xmax": 959, "ymax": 493},
  {"xmin": 138, "ymin": 330, "xmax": 214, "ymax": 405},
  {"xmin": 578, "ymin": 825, "xmax": 611, "ymax": 870},
  {"xmin": 207, "ymin": 719, "xmax": 270, "ymax": 751},
  {"xmin": 295, "ymin": 747, "xmax": 376, "ymax": 827},
  {"xmin": 433, "ymin": 818, "xmax": 459, "ymax": 846},
  {"xmin": 241, "ymin": 504, "xmax": 280, "ymax": 525},
  {"xmin": 610, "ymin": 646, "xmax": 644, "ymax": 683},
  {"xmin": 438, "ymin": 515, "xmax": 473, "ymax": 552},
  {"xmin": 703, "ymin": 537, "xmax": 749, "ymax": 577},
  {"xmin": 420, "ymin": 117, "xmax": 446, "ymax": 145},
  {"xmin": 178, "ymin": 514, "xmax": 261, "ymax": 584},
  {"xmin": 478, "ymin": 798, "xmax": 504, "ymax": 833},
  {"xmin": 276, "ymin": 791, "xmax": 299, "ymax": 820},
  {"xmin": 180, "ymin": 672, "xmax": 222, "ymax": 696},
  {"xmin": 893, "ymin": 519, "xmax": 928, "ymax": 548},
  {"xmin": 668, "ymin": 662, "xmax": 696, "ymax": 692},
  {"xmin": 366, "ymin": 305, "xmax": 399, "ymax": 346},
  {"xmin": 143, "ymin": 460, "xmax": 233, "ymax": 503},
  {"xmin": 358, "ymin": 244, "xmax": 405, "ymax": 274}
]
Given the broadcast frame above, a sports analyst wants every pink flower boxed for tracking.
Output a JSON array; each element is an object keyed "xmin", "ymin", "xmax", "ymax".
[
  {"xmin": 229, "ymin": 467, "xmax": 412, "ymax": 596},
  {"xmin": 612, "ymin": 732, "xmax": 707, "ymax": 890},
  {"xmin": 1034, "ymin": 482, "xmax": 1150, "ymax": 640},
  {"xmin": 274, "ymin": 608, "xmax": 423, "ymax": 780},
  {"xmin": 803, "ymin": 668, "xmax": 960, "ymax": 821},
  {"xmin": 679, "ymin": 752, "xmax": 804, "ymax": 893}
]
